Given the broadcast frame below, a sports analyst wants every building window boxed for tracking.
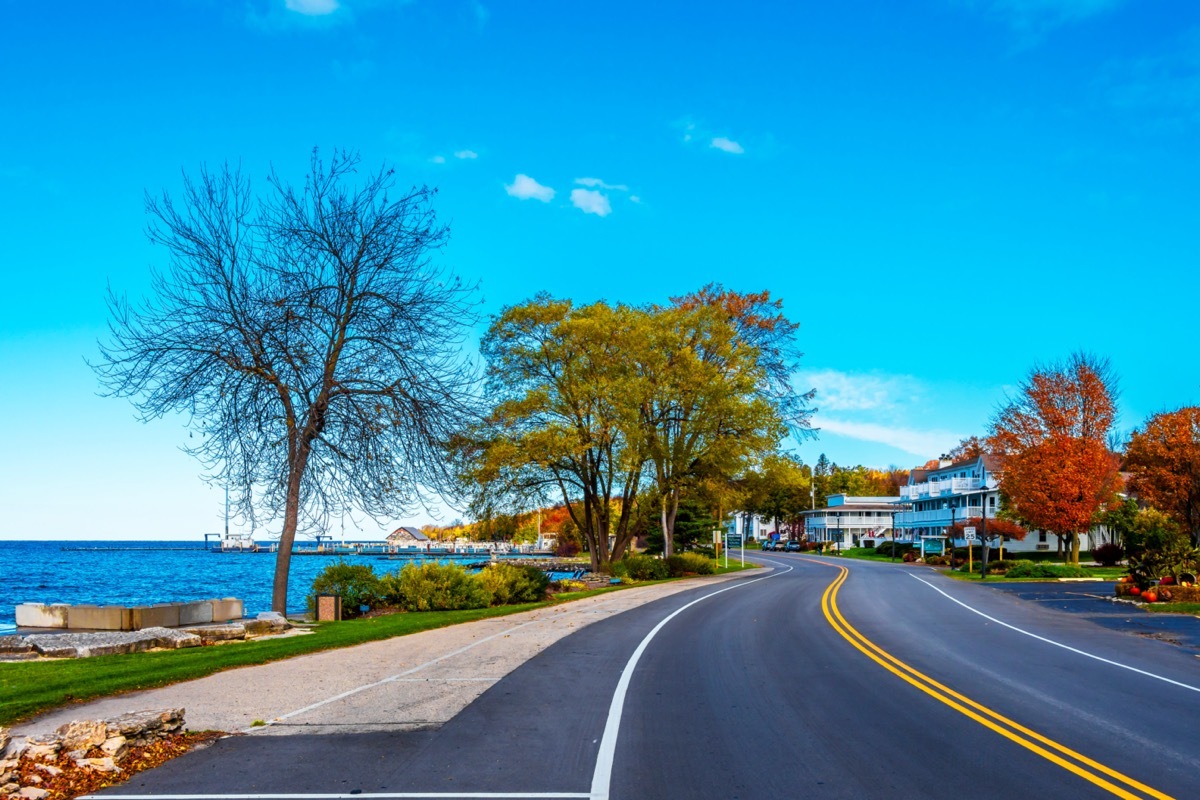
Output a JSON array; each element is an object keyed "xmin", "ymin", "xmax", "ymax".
[{"xmin": 1039, "ymin": 531, "xmax": 1047, "ymax": 543}]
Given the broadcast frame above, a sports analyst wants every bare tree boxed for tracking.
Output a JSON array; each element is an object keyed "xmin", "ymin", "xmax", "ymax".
[{"xmin": 94, "ymin": 149, "xmax": 480, "ymax": 613}]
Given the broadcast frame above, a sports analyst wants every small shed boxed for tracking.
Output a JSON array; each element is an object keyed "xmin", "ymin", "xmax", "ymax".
[{"xmin": 387, "ymin": 526, "xmax": 431, "ymax": 545}]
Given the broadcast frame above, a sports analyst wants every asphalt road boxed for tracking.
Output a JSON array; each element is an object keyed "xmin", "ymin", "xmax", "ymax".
[{"xmin": 95, "ymin": 555, "xmax": 1200, "ymax": 800}]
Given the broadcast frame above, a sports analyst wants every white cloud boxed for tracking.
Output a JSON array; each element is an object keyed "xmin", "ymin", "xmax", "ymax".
[
  {"xmin": 570, "ymin": 188, "xmax": 612, "ymax": 217},
  {"xmin": 286, "ymin": 0, "xmax": 340, "ymax": 15},
  {"xmin": 816, "ymin": 418, "xmax": 963, "ymax": 459},
  {"xmin": 710, "ymin": 137, "xmax": 745, "ymax": 154},
  {"xmin": 575, "ymin": 177, "xmax": 629, "ymax": 191},
  {"xmin": 454, "ymin": 150, "xmax": 479, "ymax": 160},
  {"xmin": 799, "ymin": 369, "xmax": 922, "ymax": 412},
  {"xmin": 629, "ymin": 195, "xmax": 642, "ymax": 204},
  {"xmin": 429, "ymin": 155, "xmax": 447, "ymax": 164},
  {"xmin": 505, "ymin": 174, "xmax": 555, "ymax": 202}
]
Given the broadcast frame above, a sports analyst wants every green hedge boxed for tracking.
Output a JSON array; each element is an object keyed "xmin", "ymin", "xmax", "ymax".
[{"xmin": 666, "ymin": 552, "xmax": 716, "ymax": 576}]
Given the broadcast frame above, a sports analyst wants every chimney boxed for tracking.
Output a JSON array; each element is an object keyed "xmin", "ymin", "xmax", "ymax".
[{"xmin": 939, "ymin": 459, "xmax": 952, "ymax": 468}]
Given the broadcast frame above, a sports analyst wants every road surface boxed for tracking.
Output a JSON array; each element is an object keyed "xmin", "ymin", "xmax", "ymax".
[{"xmin": 94, "ymin": 555, "xmax": 1200, "ymax": 799}]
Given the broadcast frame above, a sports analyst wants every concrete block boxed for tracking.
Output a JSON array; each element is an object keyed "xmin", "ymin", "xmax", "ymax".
[
  {"xmin": 177, "ymin": 601, "xmax": 213, "ymax": 626},
  {"xmin": 14, "ymin": 604, "xmax": 69, "ymax": 629},
  {"xmin": 129, "ymin": 604, "xmax": 181, "ymax": 630},
  {"xmin": 210, "ymin": 598, "xmax": 243, "ymax": 623},
  {"xmin": 66, "ymin": 605, "xmax": 131, "ymax": 631}
]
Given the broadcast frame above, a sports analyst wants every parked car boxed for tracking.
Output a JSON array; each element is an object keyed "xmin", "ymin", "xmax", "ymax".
[
  {"xmin": 760, "ymin": 540, "xmax": 773, "ymax": 550},
  {"xmin": 784, "ymin": 540, "xmax": 802, "ymax": 552}
]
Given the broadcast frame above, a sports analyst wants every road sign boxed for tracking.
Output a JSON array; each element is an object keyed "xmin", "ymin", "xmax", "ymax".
[
  {"xmin": 726, "ymin": 534, "xmax": 743, "ymax": 549},
  {"xmin": 964, "ymin": 526, "xmax": 977, "ymax": 541}
]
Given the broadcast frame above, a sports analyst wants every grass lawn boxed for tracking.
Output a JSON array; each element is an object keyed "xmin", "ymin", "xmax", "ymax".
[
  {"xmin": 943, "ymin": 564, "xmax": 1123, "ymax": 582},
  {"xmin": 1142, "ymin": 602, "xmax": 1200, "ymax": 617},
  {"xmin": 0, "ymin": 562, "xmax": 758, "ymax": 727}
]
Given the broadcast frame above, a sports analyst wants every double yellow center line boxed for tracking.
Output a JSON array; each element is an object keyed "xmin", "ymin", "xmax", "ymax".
[{"xmin": 815, "ymin": 562, "xmax": 1173, "ymax": 800}]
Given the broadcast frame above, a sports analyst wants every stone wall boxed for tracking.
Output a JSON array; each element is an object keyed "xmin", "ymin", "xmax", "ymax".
[
  {"xmin": 15, "ymin": 599, "xmax": 244, "ymax": 631},
  {"xmin": 0, "ymin": 709, "xmax": 185, "ymax": 798}
]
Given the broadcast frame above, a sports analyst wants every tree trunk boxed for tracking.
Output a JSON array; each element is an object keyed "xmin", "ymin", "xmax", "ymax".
[
  {"xmin": 660, "ymin": 490, "xmax": 680, "ymax": 557},
  {"xmin": 271, "ymin": 452, "xmax": 308, "ymax": 614},
  {"xmin": 1070, "ymin": 531, "xmax": 1081, "ymax": 565}
]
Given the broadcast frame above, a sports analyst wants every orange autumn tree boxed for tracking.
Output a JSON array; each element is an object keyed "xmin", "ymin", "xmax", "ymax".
[
  {"xmin": 988, "ymin": 353, "xmax": 1121, "ymax": 565},
  {"xmin": 1124, "ymin": 406, "xmax": 1200, "ymax": 547}
]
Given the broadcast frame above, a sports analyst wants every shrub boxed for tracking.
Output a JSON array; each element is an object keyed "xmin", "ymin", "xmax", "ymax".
[
  {"xmin": 550, "ymin": 579, "xmax": 588, "ymax": 593},
  {"xmin": 474, "ymin": 562, "xmax": 551, "ymax": 605},
  {"xmin": 875, "ymin": 541, "xmax": 913, "ymax": 557},
  {"xmin": 380, "ymin": 562, "xmax": 491, "ymax": 611},
  {"xmin": 1092, "ymin": 542, "xmax": 1124, "ymax": 567},
  {"xmin": 1003, "ymin": 561, "xmax": 1092, "ymax": 579},
  {"xmin": 555, "ymin": 539, "xmax": 581, "ymax": 557},
  {"xmin": 666, "ymin": 552, "xmax": 716, "ymax": 577},
  {"xmin": 621, "ymin": 553, "xmax": 670, "ymax": 581},
  {"xmin": 902, "ymin": 550, "xmax": 918, "ymax": 562},
  {"xmin": 309, "ymin": 561, "xmax": 382, "ymax": 618}
]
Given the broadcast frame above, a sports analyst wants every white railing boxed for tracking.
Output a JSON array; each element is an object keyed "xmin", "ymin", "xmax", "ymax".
[
  {"xmin": 806, "ymin": 515, "xmax": 895, "ymax": 528},
  {"xmin": 900, "ymin": 477, "xmax": 983, "ymax": 500},
  {"xmin": 894, "ymin": 507, "xmax": 996, "ymax": 526}
]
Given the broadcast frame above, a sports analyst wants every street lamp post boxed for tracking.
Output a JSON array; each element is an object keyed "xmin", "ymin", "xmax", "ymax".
[
  {"xmin": 978, "ymin": 487, "xmax": 991, "ymax": 580},
  {"xmin": 943, "ymin": 501, "xmax": 956, "ymax": 566}
]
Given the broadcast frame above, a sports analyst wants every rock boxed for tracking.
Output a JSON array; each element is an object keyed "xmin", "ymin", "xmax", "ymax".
[
  {"xmin": 256, "ymin": 611, "xmax": 288, "ymax": 624},
  {"xmin": 24, "ymin": 628, "xmax": 199, "ymax": 659},
  {"xmin": 32, "ymin": 764, "xmax": 61, "ymax": 777},
  {"xmin": 0, "ymin": 636, "xmax": 31, "ymax": 655},
  {"xmin": 106, "ymin": 708, "xmax": 185, "ymax": 743},
  {"xmin": 22, "ymin": 739, "xmax": 60, "ymax": 762},
  {"xmin": 57, "ymin": 719, "xmax": 107, "ymax": 751},
  {"xmin": 0, "ymin": 784, "xmax": 17, "ymax": 797},
  {"xmin": 82, "ymin": 756, "xmax": 118, "ymax": 773},
  {"xmin": 180, "ymin": 624, "xmax": 245, "ymax": 644},
  {"xmin": 18, "ymin": 786, "xmax": 49, "ymax": 799},
  {"xmin": 100, "ymin": 735, "xmax": 127, "ymax": 761},
  {"xmin": 149, "ymin": 628, "xmax": 202, "ymax": 649},
  {"xmin": 26, "ymin": 774, "xmax": 42, "ymax": 785},
  {"xmin": 0, "ymin": 727, "xmax": 9, "ymax": 756}
]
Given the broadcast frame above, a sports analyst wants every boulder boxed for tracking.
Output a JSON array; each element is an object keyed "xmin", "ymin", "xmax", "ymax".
[
  {"xmin": 18, "ymin": 786, "xmax": 49, "ymax": 799},
  {"xmin": 0, "ymin": 726, "xmax": 9, "ymax": 756},
  {"xmin": 100, "ymin": 735, "xmax": 127, "ymax": 761},
  {"xmin": 180, "ymin": 624, "xmax": 246, "ymax": 644},
  {"xmin": 22, "ymin": 739, "xmax": 60, "ymax": 762},
  {"xmin": 82, "ymin": 756, "xmax": 118, "ymax": 773},
  {"xmin": 32, "ymin": 764, "xmax": 62, "ymax": 777},
  {"xmin": 57, "ymin": 719, "xmax": 107, "ymax": 752},
  {"xmin": 106, "ymin": 708, "xmax": 185, "ymax": 745},
  {"xmin": 1, "ymin": 784, "xmax": 18, "ymax": 797},
  {"xmin": 0, "ymin": 636, "xmax": 32, "ymax": 655}
]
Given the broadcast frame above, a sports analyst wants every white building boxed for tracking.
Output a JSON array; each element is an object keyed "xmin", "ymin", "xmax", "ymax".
[
  {"xmin": 800, "ymin": 495, "xmax": 898, "ymax": 548},
  {"xmin": 895, "ymin": 455, "xmax": 1087, "ymax": 554}
]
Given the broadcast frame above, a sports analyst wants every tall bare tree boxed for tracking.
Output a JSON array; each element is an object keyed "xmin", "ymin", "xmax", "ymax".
[{"xmin": 94, "ymin": 150, "xmax": 479, "ymax": 612}]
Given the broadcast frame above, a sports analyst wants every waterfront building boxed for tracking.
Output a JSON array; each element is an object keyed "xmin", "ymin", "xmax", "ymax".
[{"xmin": 799, "ymin": 495, "xmax": 899, "ymax": 548}]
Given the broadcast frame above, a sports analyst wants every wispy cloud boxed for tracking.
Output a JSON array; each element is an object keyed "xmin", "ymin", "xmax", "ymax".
[
  {"xmin": 575, "ymin": 177, "xmax": 628, "ymax": 191},
  {"xmin": 454, "ymin": 150, "xmax": 479, "ymax": 160},
  {"xmin": 798, "ymin": 369, "xmax": 923, "ymax": 412},
  {"xmin": 570, "ymin": 188, "xmax": 612, "ymax": 217},
  {"xmin": 958, "ymin": 0, "xmax": 1125, "ymax": 35},
  {"xmin": 710, "ymin": 137, "xmax": 745, "ymax": 154},
  {"xmin": 505, "ymin": 174, "xmax": 555, "ymax": 202},
  {"xmin": 1099, "ymin": 30, "xmax": 1200, "ymax": 130},
  {"xmin": 286, "ymin": 0, "xmax": 340, "ymax": 15},
  {"xmin": 429, "ymin": 155, "xmax": 447, "ymax": 164},
  {"xmin": 816, "ymin": 418, "xmax": 964, "ymax": 459}
]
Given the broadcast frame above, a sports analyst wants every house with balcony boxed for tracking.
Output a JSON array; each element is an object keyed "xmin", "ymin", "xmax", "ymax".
[
  {"xmin": 894, "ymin": 454, "xmax": 1086, "ymax": 554},
  {"xmin": 800, "ymin": 495, "xmax": 900, "ymax": 548}
]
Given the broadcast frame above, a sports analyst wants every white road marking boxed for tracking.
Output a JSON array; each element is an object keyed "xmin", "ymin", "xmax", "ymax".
[
  {"xmin": 588, "ymin": 562, "xmax": 791, "ymax": 800},
  {"xmin": 245, "ymin": 618, "xmax": 548, "ymax": 733},
  {"xmin": 89, "ymin": 794, "xmax": 589, "ymax": 799},
  {"xmin": 910, "ymin": 574, "xmax": 1200, "ymax": 694}
]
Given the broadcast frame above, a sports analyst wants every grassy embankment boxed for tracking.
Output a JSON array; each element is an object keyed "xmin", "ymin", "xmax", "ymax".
[{"xmin": 0, "ymin": 561, "xmax": 758, "ymax": 727}]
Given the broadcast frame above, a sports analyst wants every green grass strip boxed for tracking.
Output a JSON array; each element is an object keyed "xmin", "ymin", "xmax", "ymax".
[{"xmin": 0, "ymin": 562, "xmax": 759, "ymax": 727}]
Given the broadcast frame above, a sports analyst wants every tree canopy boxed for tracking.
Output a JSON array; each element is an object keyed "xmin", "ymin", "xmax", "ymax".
[
  {"xmin": 988, "ymin": 352, "xmax": 1120, "ymax": 564},
  {"xmin": 1124, "ymin": 406, "xmax": 1200, "ymax": 547},
  {"xmin": 94, "ymin": 151, "xmax": 479, "ymax": 612}
]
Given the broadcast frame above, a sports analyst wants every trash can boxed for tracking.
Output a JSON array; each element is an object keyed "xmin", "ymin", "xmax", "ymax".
[{"xmin": 316, "ymin": 594, "xmax": 342, "ymax": 622}]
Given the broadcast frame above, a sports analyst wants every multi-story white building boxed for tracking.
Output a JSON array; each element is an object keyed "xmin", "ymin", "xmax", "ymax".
[
  {"xmin": 895, "ymin": 455, "xmax": 1088, "ymax": 554},
  {"xmin": 800, "ymin": 495, "xmax": 898, "ymax": 548}
]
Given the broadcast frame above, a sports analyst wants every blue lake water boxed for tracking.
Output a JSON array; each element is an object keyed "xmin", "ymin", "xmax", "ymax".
[{"xmin": 0, "ymin": 540, "xmax": 557, "ymax": 627}]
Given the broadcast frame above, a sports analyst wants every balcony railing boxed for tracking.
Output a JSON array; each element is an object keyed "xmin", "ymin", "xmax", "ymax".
[
  {"xmin": 900, "ymin": 477, "xmax": 984, "ymax": 500},
  {"xmin": 894, "ymin": 507, "xmax": 996, "ymax": 526},
  {"xmin": 806, "ymin": 515, "xmax": 895, "ymax": 529}
]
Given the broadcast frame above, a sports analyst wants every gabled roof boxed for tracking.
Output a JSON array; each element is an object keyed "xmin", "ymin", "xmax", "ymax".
[{"xmin": 387, "ymin": 526, "xmax": 430, "ymax": 542}]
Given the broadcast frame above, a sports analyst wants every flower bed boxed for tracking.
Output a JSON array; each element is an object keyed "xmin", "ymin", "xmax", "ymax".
[{"xmin": 1115, "ymin": 582, "xmax": 1200, "ymax": 603}]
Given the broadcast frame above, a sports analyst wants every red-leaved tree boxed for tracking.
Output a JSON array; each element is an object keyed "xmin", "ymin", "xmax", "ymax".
[
  {"xmin": 988, "ymin": 353, "xmax": 1121, "ymax": 565},
  {"xmin": 1124, "ymin": 406, "xmax": 1200, "ymax": 547}
]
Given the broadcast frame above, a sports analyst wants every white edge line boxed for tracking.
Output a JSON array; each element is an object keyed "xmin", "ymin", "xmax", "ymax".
[
  {"xmin": 247, "ymin": 617, "xmax": 548, "ymax": 732},
  {"xmin": 909, "ymin": 574, "xmax": 1200, "ymax": 694},
  {"xmin": 588, "ymin": 562, "xmax": 791, "ymax": 800},
  {"xmin": 85, "ymin": 796, "xmax": 589, "ymax": 799}
]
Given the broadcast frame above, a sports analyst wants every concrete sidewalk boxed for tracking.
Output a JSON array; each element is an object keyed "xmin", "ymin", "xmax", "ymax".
[{"xmin": 12, "ymin": 570, "xmax": 755, "ymax": 739}]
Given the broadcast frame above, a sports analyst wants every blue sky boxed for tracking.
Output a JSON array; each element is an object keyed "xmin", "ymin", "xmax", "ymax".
[{"xmin": 2, "ymin": 0, "xmax": 1198, "ymax": 539}]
